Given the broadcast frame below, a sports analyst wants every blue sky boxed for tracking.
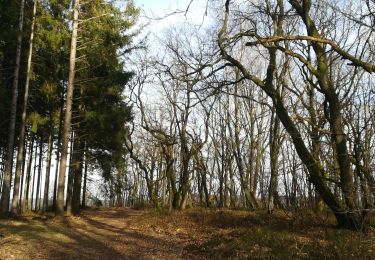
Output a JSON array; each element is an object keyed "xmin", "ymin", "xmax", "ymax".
[
  {"xmin": 132, "ymin": 0, "xmax": 211, "ymax": 33},
  {"xmin": 135, "ymin": 0, "xmax": 191, "ymax": 13},
  {"xmin": 135, "ymin": 0, "xmax": 171, "ymax": 9}
]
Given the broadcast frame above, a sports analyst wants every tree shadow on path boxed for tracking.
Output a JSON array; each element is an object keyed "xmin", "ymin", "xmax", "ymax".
[{"xmin": 0, "ymin": 208, "xmax": 198, "ymax": 260}]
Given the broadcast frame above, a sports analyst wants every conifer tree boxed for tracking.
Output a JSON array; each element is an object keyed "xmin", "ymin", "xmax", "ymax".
[{"xmin": 0, "ymin": 0, "xmax": 25, "ymax": 213}]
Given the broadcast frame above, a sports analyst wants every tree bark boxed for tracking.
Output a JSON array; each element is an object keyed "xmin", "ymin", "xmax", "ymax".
[
  {"xmin": 19, "ymin": 135, "xmax": 27, "ymax": 207},
  {"xmin": 66, "ymin": 131, "xmax": 75, "ymax": 216},
  {"xmin": 82, "ymin": 149, "xmax": 88, "ymax": 208},
  {"xmin": 72, "ymin": 138, "xmax": 84, "ymax": 214},
  {"xmin": 53, "ymin": 89, "xmax": 64, "ymax": 210},
  {"xmin": 43, "ymin": 129, "xmax": 53, "ymax": 211},
  {"xmin": 35, "ymin": 136, "xmax": 43, "ymax": 211},
  {"xmin": 288, "ymin": 0, "xmax": 361, "ymax": 228},
  {"xmin": 0, "ymin": 0, "xmax": 25, "ymax": 213},
  {"xmin": 268, "ymin": 109, "xmax": 281, "ymax": 213},
  {"xmin": 30, "ymin": 141, "xmax": 38, "ymax": 211},
  {"xmin": 56, "ymin": 0, "xmax": 80, "ymax": 217},
  {"xmin": 11, "ymin": 0, "xmax": 37, "ymax": 215},
  {"xmin": 22, "ymin": 134, "xmax": 34, "ymax": 212}
]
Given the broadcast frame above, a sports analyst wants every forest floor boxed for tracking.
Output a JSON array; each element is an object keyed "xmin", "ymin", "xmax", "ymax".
[{"xmin": 0, "ymin": 207, "xmax": 374, "ymax": 259}]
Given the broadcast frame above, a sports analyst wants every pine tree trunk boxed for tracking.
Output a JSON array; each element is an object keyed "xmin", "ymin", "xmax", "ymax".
[
  {"xmin": 43, "ymin": 129, "xmax": 53, "ymax": 211},
  {"xmin": 31, "ymin": 147, "xmax": 38, "ymax": 211},
  {"xmin": 72, "ymin": 137, "xmax": 84, "ymax": 214},
  {"xmin": 0, "ymin": 0, "xmax": 25, "ymax": 213},
  {"xmin": 56, "ymin": 0, "xmax": 80, "ymax": 216},
  {"xmin": 19, "ymin": 136, "xmax": 27, "ymax": 207},
  {"xmin": 0, "ymin": 152, "xmax": 3, "ymax": 194},
  {"xmin": 82, "ymin": 150, "xmax": 88, "ymax": 208},
  {"xmin": 35, "ymin": 136, "xmax": 43, "ymax": 211},
  {"xmin": 53, "ymin": 91, "xmax": 64, "ymax": 210},
  {"xmin": 66, "ymin": 131, "xmax": 75, "ymax": 216},
  {"xmin": 11, "ymin": 0, "xmax": 37, "ymax": 214},
  {"xmin": 22, "ymin": 134, "xmax": 34, "ymax": 212}
]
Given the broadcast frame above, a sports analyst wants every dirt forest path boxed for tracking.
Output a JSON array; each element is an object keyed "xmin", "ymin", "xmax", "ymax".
[
  {"xmin": 0, "ymin": 208, "xmax": 200, "ymax": 260},
  {"xmin": 1, "ymin": 207, "xmax": 374, "ymax": 259}
]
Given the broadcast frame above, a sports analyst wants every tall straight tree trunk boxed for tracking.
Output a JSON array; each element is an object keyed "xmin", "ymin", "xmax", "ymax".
[
  {"xmin": 267, "ymin": 0, "xmax": 283, "ymax": 214},
  {"xmin": 161, "ymin": 169, "xmax": 166, "ymax": 207},
  {"xmin": 56, "ymin": 0, "xmax": 80, "ymax": 216},
  {"xmin": 253, "ymin": 100, "xmax": 266, "ymax": 194},
  {"xmin": 72, "ymin": 139, "xmax": 84, "ymax": 214},
  {"xmin": 11, "ymin": 0, "xmax": 37, "ymax": 214},
  {"xmin": 268, "ymin": 110, "xmax": 281, "ymax": 213},
  {"xmin": 35, "ymin": 136, "xmax": 43, "ymax": 211},
  {"xmin": 43, "ymin": 129, "xmax": 53, "ymax": 211},
  {"xmin": 22, "ymin": 134, "xmax": 34, "ymax": 212},
  {"xmin": 70, "ymin": 79, "xmax": 85, "ymax": 214},
  {"xmin": 228, "ymin": 159, "xmax": 236, "ymax": 207},
  {"xmin": 19, "ymin": 135, "xmax": 27, "ymax": 207},
  {"xmin": 0, "ymin": 0, "xmax": 25, "ymax": 213},
  {"xmin": 53, "ymin": 90, "xmax": 64, "ymax": 210},
  {"xmin": 0, "ymin": 153, "xmax": 3, "ymax": 194},
  {"xmin": 218, "ymin": 128, "xmax": 225, "ymax": 208},
  {"xmin": 0, "ymin": 175, "xmax": 2, "ymax": 195},
  {"xmin": 66, "ymin": 131, "xmax": 75, "ymax": 216},
  {"xmin": 82, "ymin": 149, "xmax": 88, "ymax": 208},
  {"xmin": 30, "ymin": 146, "xmax": 38, "ymax": 210}
]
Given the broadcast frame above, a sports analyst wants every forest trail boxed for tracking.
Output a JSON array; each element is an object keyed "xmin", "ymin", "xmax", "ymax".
[
  {"xmin": 0, "ymin": 208, "xmax": 374, "ymax": 259},
  {"xmin": 0, "ymin": 208, "xmax": 199, "ymax": 260}
]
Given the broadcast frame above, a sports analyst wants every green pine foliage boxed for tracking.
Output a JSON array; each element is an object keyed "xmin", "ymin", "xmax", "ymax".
[
  {"xmin": 0, "ymin": 0, "xmax": 24, "ymax": 149},
  {"xmin": 0, "ymin": 0, "xmax": 138, "ymax": 190},
  {"xmin": 74, "ymin": 0, "xmax": 137, "ymax": 180}
]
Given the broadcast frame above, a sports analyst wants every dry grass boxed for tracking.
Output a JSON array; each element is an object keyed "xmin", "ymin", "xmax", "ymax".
[{"xmin": 0, "ymin": 208, "xmax": 373, "ymax": 259}]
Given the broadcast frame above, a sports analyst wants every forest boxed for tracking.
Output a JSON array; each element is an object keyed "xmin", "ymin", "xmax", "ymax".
[{"xmin": 0, "ymin": 0, "xmax": 374, "ymax": 259}]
